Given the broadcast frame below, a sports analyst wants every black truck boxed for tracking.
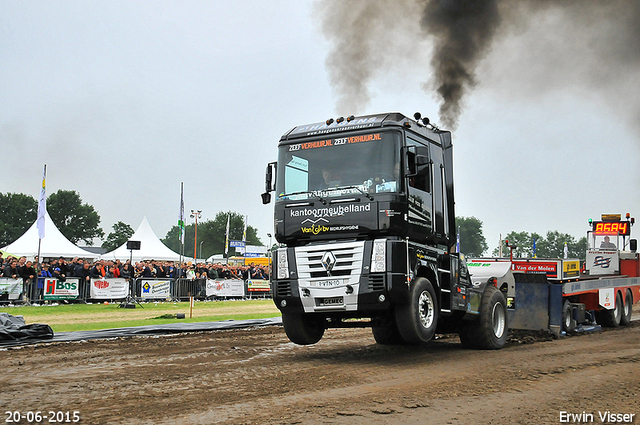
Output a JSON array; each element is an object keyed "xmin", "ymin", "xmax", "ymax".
[{"xmin": 262, "ymin": 112, "xmax": 508, "ymax": 349}]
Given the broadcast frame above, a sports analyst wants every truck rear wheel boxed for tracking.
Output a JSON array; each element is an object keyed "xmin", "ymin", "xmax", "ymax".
[
  {"xmin": 372, "ymin": 317, "xmax": 404, "ymax": 345},
  {"xmin": 620, "ymin": 290, "xmax": 633, "ymax": 326},
  {"xmin": 395, "ymin": 277, "xmax": 438, "ymax": 344},
  {"xmin": 563, "ymin": 300, "xmax": 576, "ymax": 332},
  {"xmin": 281, "ymin": 312, "xmax": 325, "ymax": 345},
  {"xmin": 596, "ymin": 291, "xmax": 623, "ymax": 327},
  {"xmin": 459, "ymin": 286, "xmax": 508, "ymax": 350}
]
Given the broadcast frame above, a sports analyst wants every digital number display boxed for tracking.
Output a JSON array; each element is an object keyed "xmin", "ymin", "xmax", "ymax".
[{"xmin": 592, "ymin": 221, "xmax": 630, "ymax": 236}]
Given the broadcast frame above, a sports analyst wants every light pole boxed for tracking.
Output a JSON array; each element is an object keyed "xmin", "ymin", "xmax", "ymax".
[{"xmin": 190, "ymin": 209, "xmax": 202, "ymax": 261}]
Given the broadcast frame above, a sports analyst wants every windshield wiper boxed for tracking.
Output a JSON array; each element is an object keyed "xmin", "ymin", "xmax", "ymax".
[
  {"xmin": 280, "ymin": 190, "xmax": 327, "ymax": 205},
  {"xmin": 327, "ymin": 185, "xmax": 374, "ymax": 201}
]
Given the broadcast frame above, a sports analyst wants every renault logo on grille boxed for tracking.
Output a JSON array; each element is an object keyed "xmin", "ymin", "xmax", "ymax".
[{"xmin": 321, "ymin": 251, "xmax": 337, "ymax": 273}]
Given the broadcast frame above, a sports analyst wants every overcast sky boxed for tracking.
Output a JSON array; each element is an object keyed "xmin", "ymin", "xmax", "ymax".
[{"xmin": 1, "ymin": 1, "xmax": 639, "ymax": 254}]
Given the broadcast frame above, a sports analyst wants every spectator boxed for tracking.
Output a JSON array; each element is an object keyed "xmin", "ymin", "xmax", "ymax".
[
  {"xmin": 3, "ymin": 260, "xmax": 19, "ymax": 279},
  {"xmin": 37, "ymin": 262, "xmax": 52, "ymax": 301}
]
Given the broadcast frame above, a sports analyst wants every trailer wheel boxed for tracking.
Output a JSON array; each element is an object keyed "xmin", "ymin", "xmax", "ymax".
[
  {"xmin": 395, "ymin": 277, "xmax": 438, "ymax": 344},
  {"xmin": 563, "ymin": 300, "xmax": 576, "ymax": 332},
  {"xmin": 372, "ymin": 317, "xmax": 404, "ymax": 345},
  {"xmin": 620, "ymin": 290, "xmax": 633, "ymax": 326},
  {"xmin": 596, "ymin": 291, "xmax": 623, "ymax": 327},
  {"xmin": 460, "ymin": 286, "xmax": 508, "ymax": 350},
  {"xmin": 281, "ymin": 312, "xmax": 325, "ymax": 345}
]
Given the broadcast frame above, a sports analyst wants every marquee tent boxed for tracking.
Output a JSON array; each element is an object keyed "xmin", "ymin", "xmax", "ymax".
[
  {"xmin": 101, "ymin": 217, "xmax": 181, "ymax": 262},
  {"xmin": 1, "ymin": 211, "xmax": 99, "ymax": 259}
]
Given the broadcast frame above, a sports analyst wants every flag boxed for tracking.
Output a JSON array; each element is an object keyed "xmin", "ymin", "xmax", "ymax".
[
  {"xmin": 37, "ymin": 165, "xmax": 46, "ymax": 240},
  {"xmin": 532, "ymin": 238, "xmax": 537, "ymax": 258},
  {"xmin": 178, "ymin": 182, "xmax": 185, "ymax": 244},
  {"xmin": 242, "ymin": 215, "xmax": 248, "ymax": 242},
  {"xmin": 564, "ymin": 242, "xmax": 568, "ymax": 259},
  {"xmin": 224, "ymin": 214, "xmax": 230, "ymax": 255}
]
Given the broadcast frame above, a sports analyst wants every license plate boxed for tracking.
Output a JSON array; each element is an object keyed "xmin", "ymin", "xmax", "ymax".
[
  {"xmin": 315, "ymin": 279, "xmax": 342, "ymax": 288},
  {"xmin": 321, "ymin": 296, "xmax": 343, "ymax": 306}
]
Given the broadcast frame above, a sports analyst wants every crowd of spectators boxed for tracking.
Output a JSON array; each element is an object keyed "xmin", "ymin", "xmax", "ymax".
[{"xmin": 1, "ymin": 255, "xmax": 271, "ymax": 301}]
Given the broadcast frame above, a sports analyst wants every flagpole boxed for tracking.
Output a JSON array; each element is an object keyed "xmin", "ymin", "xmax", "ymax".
[{"xmin": 35, "ymin": 164, "xmax": 46, "ymax": 303}]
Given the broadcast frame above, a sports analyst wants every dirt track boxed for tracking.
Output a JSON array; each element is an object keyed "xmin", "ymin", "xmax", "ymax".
[{"xmin": 2, "ymin": 306, "xmax": 639, "ymax": 425}]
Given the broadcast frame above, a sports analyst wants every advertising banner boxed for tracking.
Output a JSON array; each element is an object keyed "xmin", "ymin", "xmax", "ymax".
[
  {"xmin": 511, "ymin": 260, "xmax": 560, "ymax": 279},
  {"xmin": 587, "ymin": 249, "xmax": 620, "ymax": 275},
  {"xmin": 44, "ymin": 277, "xmax": 80, "ymax": 300},
  {"xmin": 90, "ymin": 278, "xmax": 128, "ymax": 299},
  {"xmin": 139, "ymin": 279, "xmax": 171, "ymax": 299},
  {"xmin": 247, "ymin": 279, "xmax": 270, "ymax": 292},
  {"xmin": 206, "ymin": 279, "xmax": 245, "ymax": 297},
  {"xmin": 0, "ymin": 278, "xmax": 23, "ymax": 300}
]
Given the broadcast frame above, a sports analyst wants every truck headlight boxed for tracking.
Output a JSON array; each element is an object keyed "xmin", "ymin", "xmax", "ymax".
[
  {"xmin": 371, "ymin": 239, "xmax": 386, "ymax": 273},
  {"xmin": 277, "ymin": 248, "xmax": 289, "ymax": 279}
]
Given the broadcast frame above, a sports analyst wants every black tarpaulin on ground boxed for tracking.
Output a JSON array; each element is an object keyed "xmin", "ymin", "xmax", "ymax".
[
  {"xmin": 0, "ymin": 316, "xmax": 283, "ymax": 348},
  {"xmin": 0, "ymin": 312, "xmax": 54, "ymax": 343}
]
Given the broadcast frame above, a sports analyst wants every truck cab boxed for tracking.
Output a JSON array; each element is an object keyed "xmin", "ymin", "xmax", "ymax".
[{"xmin": 262, "ymin": 112, "xmax": 507, "ymax": 348}]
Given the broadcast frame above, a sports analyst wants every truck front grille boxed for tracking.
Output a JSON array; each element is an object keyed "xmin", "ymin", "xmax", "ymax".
[
  {"xmin": 368, "ymin": 275, "xmax": 385, "ymax": 291},
  {"xmin": 295, "ymin": 241, "xmax": 365, "ymax": 279},
  {"xmin": 276, "ymin": 281, "xmax": 292, "ymax": 297}
]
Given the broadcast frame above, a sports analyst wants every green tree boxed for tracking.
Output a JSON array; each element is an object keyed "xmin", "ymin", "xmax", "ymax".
[
  {"xmin": 536, "ymin": 231, "xmax": 587, "ymax": 260},
  {"xmin": 492, "ymin": 231, "xmax": 588, "ymax": 261},
  {"xmin": 0, "ymin": 192, "xmax": 37, "ymax": 246},
  {"xmin": 456, "ymin": 216, "xmax": 488, "ymax": 257},
  {"xmin": 163, "ymin": 211, "xmax": 262, "ymax": 259},
  {"xmin": 102, "ymin": 221, "xmax": 135, "ymax": 252},
  {"xmin": 47, "ymin": 190, "xmax": 104, "ymax": 245},
  {"xmin": 492, "ymin": 231, "xmax": 534, "ymax": 258}
]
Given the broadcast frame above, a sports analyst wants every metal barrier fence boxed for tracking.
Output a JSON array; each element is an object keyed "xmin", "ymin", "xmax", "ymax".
[{"xmin": 0, "ymin": 276, "xmax": 272, "ymax": 304}]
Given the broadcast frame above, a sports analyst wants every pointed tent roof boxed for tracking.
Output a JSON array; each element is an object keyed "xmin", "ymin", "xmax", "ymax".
[
  {"xmin": 101, "ymin": 217, "xmax": 181, "ymax": 261},
  {"xmin": 1, "ymin": 211, "xmax": 99, "ymax": 259}
]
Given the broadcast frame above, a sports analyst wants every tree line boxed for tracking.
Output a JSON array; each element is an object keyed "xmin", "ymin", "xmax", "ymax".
[
  {"xmin": 0, "ymin": 191, "xmax": 588, "ymax": 260},
  {"xmin": 457, "ymin": 216, "xmax": 588, "ymax": 260},
  {"xmin": 0, "ymin": 191, "xmax": 262, "ymax": 258}
]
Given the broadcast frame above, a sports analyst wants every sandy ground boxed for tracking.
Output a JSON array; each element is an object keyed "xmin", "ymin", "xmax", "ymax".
[{"xmin": 2, "ymin": 305, "xmax": 639, "ymax": 425}]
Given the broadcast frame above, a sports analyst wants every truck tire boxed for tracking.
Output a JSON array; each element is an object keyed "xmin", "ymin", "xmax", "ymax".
[
  {"xmin": 563, "ymin": 300, "xmax": 576, "ymax": 332},
  {"xmin": 372, "ymin": 317, "xmax": 404, "ymax": 345},
  {"xmin": 459, "ymin": 286, "xmax": 508, "ymax": 350},
  {"xmin": 596, "ymin": 291, "xmax": 622, "ymax": 327},
  {"xmin": 281, "ymin": 312, "xmax": 325, "ymax": 345},
  {"xmin": 394, "ymin": 277, "xmax": 438, "ymax": 344},
  {"xmin": 620, "ymin": 290, "xmax": 633, "ymax": 326}
]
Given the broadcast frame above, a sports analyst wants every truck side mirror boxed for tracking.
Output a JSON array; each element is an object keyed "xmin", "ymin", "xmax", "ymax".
[
  {"xmin": 407, "ymin": 151, "xmax": 417, "ymax": 176},
  {"xmin": 406, "ymin": 146, "xmax": 429, "ymax": 177},
  {"xmin": 262, "ymin": 162, "xmax": 277, "ymax": 204}
]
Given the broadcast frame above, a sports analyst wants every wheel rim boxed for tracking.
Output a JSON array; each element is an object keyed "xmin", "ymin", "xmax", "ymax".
[
  {"xmin": 418, "ymin": 290, "xmax": 435, "ymax": 329},
  {"xmin": 564, "ymin": 309, "xmax": 572, "ymax": 329},
  {"xmin": 492, "ymin": 302, "xmax": 506, "ymax": 338}
]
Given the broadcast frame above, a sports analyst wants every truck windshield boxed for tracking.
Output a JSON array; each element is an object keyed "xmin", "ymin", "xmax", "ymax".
[{"xmin": 275, "ymin": 131, "xmax": 401, "ymax": 201}]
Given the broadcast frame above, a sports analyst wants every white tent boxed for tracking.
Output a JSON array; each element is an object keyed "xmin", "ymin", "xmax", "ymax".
[
  {"xmin": 101, "ymin": 217, "xmax": 181, "ymax": 262},
  {"xmin": 1, "ymin": 211, "xmax": 99, "ymax": 260}
]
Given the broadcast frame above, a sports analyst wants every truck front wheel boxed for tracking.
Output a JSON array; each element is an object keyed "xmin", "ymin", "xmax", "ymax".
[
  {"xmin": 282, "ymin": 312, "xmax": 325, "ymax": 345},
  {"xmin": 395, "ymin": 277, "xmax": 438, "ymax": 344},
  {"xmin": 459, "ymin": 286, "xmax": 508, "ymax": 350},
  {"xmin": 372, "ymin": 316, "xmax": 404, "ymax": 345}
]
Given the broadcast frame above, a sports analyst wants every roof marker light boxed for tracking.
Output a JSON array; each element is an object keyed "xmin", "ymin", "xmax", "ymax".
[{"xmin": 326, "ymin": 118, "xmax": 334, "ymax": 125}]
